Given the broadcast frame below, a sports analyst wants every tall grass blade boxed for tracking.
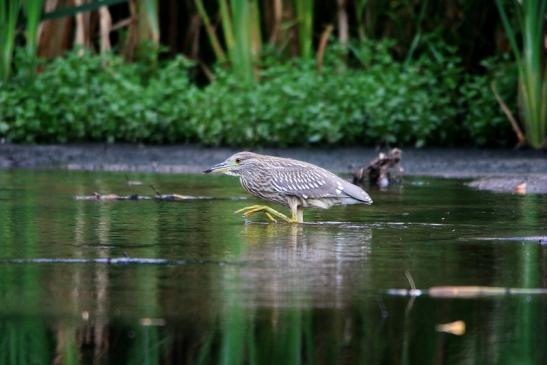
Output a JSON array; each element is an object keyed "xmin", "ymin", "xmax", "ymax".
[
  {"xmin": 495, "ymin": 0, "xmax": 522, "ymax": 64},
  {"xmin": 195, "ymin": 0, "xmax": 262, "ymax": 82},
  {"xmin": 249, "ymin": 0, "xmax": 262, "ymax": 58},
  {"xmin": 0, "ymin": 0, "xmax": 20, "ymax": 81},
  {"xmin": 355, "ymin": 0, "xmax": 369, "ymax": 40},
  {"xmin": 231, "ymin": 0, "xmax": 254, "ymax": 83},
  {"xmin": 496, "ymin": 0, "xmax": 546, "ymax": 148},
  {"xmin": 219, "ymin": 0, "xmax": 234, "ymax": 52},
  {"xmin": 336, "ymin": 0, "xmax": 349, "ymax": 48},
  {"xmin": 139, "ymin": 0, "xmax": 159, "ymax": 43},
  {"xmin": 22, "ymin": 0, "xmax": 44, "ymax": 56},
  {"xmin": 295, "ymin": 0, "xmax": 314, "ymax": 58},
  {"xmin": 404, "ymin": 0, "xmax": 429, "ymax": 66},
  {"xmin": 136, "ymin": 0, "xmax": 159, "ymax": 61},
  {"xmin": 195, "ymin": 0, "xmax": 227, "ymax": 62}
]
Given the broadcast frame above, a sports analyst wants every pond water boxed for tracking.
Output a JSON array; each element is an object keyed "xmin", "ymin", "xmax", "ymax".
[{"xmin": 0, "ymin": 170, "xmax": 546, "ymax": 364}]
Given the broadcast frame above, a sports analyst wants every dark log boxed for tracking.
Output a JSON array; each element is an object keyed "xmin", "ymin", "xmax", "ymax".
[
  {"xmin": 75, "ymin": 192, "xmax": 209, "ymax": 201},
  {"xmin": 353, "ymin": 148, "xmax": 403, "ymax": 188}
]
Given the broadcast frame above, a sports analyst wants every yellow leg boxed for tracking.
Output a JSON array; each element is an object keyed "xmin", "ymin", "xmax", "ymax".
[
  {"xmin": 235, "ymin": 205, "xmax": 298, "ymax": 223},
  {"xmin": 264, "ymin": 212, "xmax": 278, "ymax": 223}
]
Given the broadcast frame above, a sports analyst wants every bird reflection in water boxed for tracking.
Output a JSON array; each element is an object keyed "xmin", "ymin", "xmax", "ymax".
[{"xmin": 227, "ymin": 223, "xmax": 373, "ymax": 308}]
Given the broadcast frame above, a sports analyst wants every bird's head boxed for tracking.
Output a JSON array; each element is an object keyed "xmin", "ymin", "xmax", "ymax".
[{"xmin": 204, "ymin": 152, "xmax": 260, "ymax": 176}]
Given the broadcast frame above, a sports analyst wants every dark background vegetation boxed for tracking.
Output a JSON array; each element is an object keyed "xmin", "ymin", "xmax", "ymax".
[{"xmin": 0, "ymin": 0, "xmax": 539, "ymax": 147}]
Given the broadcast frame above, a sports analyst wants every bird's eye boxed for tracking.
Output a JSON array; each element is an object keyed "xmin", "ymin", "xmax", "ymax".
[{"xmin": 235, "ymin": 158, "xmax": 241, "ymax": 164}]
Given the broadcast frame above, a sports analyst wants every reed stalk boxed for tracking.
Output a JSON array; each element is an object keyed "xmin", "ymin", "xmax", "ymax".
[
  {"xmin": 0, "ymin": 0, "xmax": 20, "ymax": 81},
  {"xmin": 22, "ymin": 0, "xmax": 44, "ymax": 56},
  {"xmin": 355, "ymin": 0, "xmax": 368, "ymax": 40},
  {"xmin": 196, "ymin": 0, "xmax": 261, "ymax": 83},
  {"xmin": 496, "ymin": 0, "xmax": 547, "ymax": 148},
  {"xmin": 294, "ymin": 0, "xmax": 313, "ymax": 58},
  {"xmin": 138, "ymin": 0, "xmax": 159, "ymax": 44},
  {"xmin": 195, "ymin": 0, "xmax": 226, "ymax": 62}
]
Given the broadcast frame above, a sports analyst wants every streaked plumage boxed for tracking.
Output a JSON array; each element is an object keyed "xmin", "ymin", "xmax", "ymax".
[{"xmin": 204, "ymin": 152, "xmax": 373, "ymax": 223}]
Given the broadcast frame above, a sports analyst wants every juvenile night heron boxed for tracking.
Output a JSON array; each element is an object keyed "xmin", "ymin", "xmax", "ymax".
[{"xmin": 204, "ymin": 152, "xmax": 373, "ymax": 223}]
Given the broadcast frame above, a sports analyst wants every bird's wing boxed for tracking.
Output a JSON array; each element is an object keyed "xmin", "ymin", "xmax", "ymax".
[
  {"xmin": 266, "ymin": 167, "xmax": 331, "ymax": 198},
  {"xmin": 265, "ymin": 163, "xmax": 371, "ymax": 203}
]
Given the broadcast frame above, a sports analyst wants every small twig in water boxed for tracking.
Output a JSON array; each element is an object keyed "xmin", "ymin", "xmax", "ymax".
[
  {"xmin": 149, "ymin": 184, "xmax": 162, "ymax": 196},
  {"xmin": 405, "ymin": 270, "xmax": 416, "ymax": 290},
  {"xmin": 404, "ymin": 270, "xmax": 417, "ymax": 315},
  {"xmin": 125, "ymin": 175, "xmax": 143, "ymax": 186}
]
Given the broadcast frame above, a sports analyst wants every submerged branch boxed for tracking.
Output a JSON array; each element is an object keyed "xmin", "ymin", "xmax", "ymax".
[
  {"xmin": 387, "ymin": 285, "xmax": 547, "ymax": 298},
  {"xmin": 353, "ymin": 148, "xmax": 403, "ymax": 188},
  {"xmin": 0, "ymin": 257, "xmax": 236, "ymax": 266},
  {"xmin": 75, "ymin": 192, "xmax": 210, "ymax": 201}
]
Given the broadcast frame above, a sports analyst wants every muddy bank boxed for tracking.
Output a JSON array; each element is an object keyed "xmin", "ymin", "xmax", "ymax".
[
  {"xmin": 466, "ymin": 176, "xmax": 547, "ymax": 194},
  {"xmin": 1, "ymin": 143, "xmax": 546, "ymax": 193}
]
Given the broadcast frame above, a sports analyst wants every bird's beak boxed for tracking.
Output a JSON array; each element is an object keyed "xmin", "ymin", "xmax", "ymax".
[
  {"xmin": 203, "ymin": 161, "xmax": 233, "ymax": 174},
  {"xmin": 362, "ymin": 192, "xmax": 373, "ymax": 205}
]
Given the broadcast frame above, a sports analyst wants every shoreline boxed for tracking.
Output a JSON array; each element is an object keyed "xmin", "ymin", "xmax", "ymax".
[{"xmin": 1, "ymin": 143, "xmax": 546, "ymax": 193}]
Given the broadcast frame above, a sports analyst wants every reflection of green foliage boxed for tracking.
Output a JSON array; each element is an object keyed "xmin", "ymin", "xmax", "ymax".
[
  {"xmin": 221, "ymin": 300, "xmax": 246, "ymax": 365},
  {"xmin": 500, "ymin": 194, "xmax": 542, "ymax": 365},
  {"xmin": 128, "ymin": 326, "xmax": 169, "ymax": 365},
  {"xmin": 253, "ymin": 308, "xmax": 313, "ymax": 365},
  {"xmin": 0, "ymin": 320, "xmax": 50, "ymax": 365},
  {"xmin": 0, "ymin": 171, "xmax": 546, "ymax": 363},
  {"xmin": 200, "ymin": 300, "xmax": 316, "ymax": 365},
  {"xmin": 60, "ymin": 326, "xmax": 79, "ymax": 365},
  {"xmin": 0, "ymin": 171, "xmax": 44, "ymax": 312}
]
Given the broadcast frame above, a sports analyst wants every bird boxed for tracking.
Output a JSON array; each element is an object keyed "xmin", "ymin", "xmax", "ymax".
[{"xmin": 204, "ymin": 152, "xmax": 373, "ymax": 223}]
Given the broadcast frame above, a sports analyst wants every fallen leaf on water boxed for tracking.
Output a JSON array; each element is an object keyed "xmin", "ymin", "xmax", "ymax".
[
  {"xmin": 514, "ymin": 182, "xmax": 527, "ymax": 195},
  {"xmin": 436, "ymin": 320, "xmax": 465, "ymax": 335},
  {"xmin": 140, "ymin": 318, "xmax": 166, "ymax": 326},
  {"xmin": 429, "ymin": 286, "xmax": 505, "ymax": 298}
]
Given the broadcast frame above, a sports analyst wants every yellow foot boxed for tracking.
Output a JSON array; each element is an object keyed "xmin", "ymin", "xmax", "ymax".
[{"xmin": 234, "ymin": 205, "xmax": 297, "ymax": 223}]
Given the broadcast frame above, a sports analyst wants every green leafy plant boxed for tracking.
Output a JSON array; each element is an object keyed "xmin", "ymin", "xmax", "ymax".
[
  {"xmin": 0, "ymin": 51, "xmax": 196, "ymax": 143},
  {"xmin": 461, "ymin": 55, "xmax": 518, "ymax": 146},
  {"xmin": 0, "ymin": 41, "xmax": 520, "ymax": 147},
  {"xmin": 188, "ymin": 40, "xmax": 466, "ymax": 147}
]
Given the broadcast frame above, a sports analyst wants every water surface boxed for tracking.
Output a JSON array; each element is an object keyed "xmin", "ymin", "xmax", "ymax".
[{"xmin": 0, "ymin": 170, "xmax": 546, "ymax": 364}]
